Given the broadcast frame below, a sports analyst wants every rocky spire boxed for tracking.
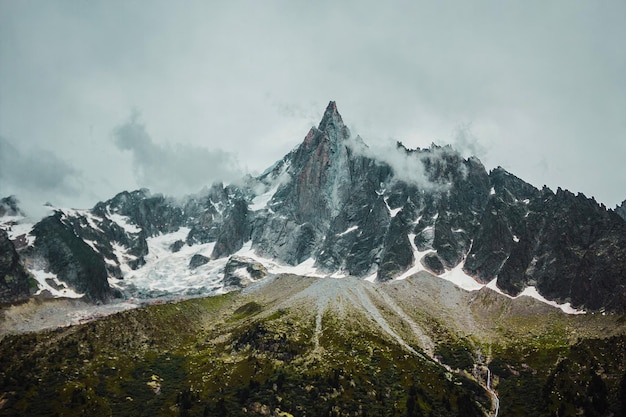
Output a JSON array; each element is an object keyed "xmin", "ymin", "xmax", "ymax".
[
  {"xmin": 617, "ymin": 199, "xmax": 626, "ymax": 221},
  {"xmin": 318, "ymin": 101, "xmax": 348, "ymax": 140}
]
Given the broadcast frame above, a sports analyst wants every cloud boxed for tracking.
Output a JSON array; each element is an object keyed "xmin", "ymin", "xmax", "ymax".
[
  {"xmin": 0, "ymin": 136, "xmax": 83, "ymax": 217},
  {"xmin": 346, "ymin": 135, "xmax": 462, "ymax": 191},
  {"xmin": 0, "ymin": 136, "xmax": 79, "ymax": 193},
  {"xmin": 450, "ymin": 124, "xmax": 488, "ymax": 160},
  {"xmin": 112, "ymin": 112, "xmax": 242, "ymax": 195}
]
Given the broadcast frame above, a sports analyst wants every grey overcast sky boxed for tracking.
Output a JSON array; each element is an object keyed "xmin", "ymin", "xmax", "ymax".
[{"xmin": 1, "ymin": 0, "xmax": 625, "ymax": 216}]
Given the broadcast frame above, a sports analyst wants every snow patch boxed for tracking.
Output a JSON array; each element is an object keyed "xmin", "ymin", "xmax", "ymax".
[
  {"xmin": 236, "ymin": 241, "xmax": 326, "ymax": 278},
  {"xmin": 59, "ymin": 208, "xmax": 104, "ymax": 232},
  {"xmin": 83, "ymin": 239, "xmax": 99, "ymax": 252},
  {"xmin": 109, "ymin": 213, "xmax": 141, "ymax": 234},
  {"xmin": 2, "ymin": 220, "xmax": 36, "ymax": 246},
  {"xmin": 513, "ymin": 235, "xmax": 520, "ymax": 242},
  {"xmin": 383, "ymin": 197, "xmax": 402, "ymax": 217},
  {"xmin": 111, "ymin": 242, "xmax": 137, "ymax": 272},
  {"xmin": 363, "ymin": 272, "xmax": 377, "ymax": 283},
  {"xmin": 486, "ymin": 278, "xmax": 585, "ymax": 314},
  {"xmin": 490, "ymin": 187, "xmax": 496, "ymax": 195},
  {"xmin": 233, "ymin": 267, "xmax": 253, "ymax": 281},
  {"xmin": 250, "ymin": 184, "xmax": 280, "ymax": 211},
  {"xmin": 119, "ymin": 228, "xmax": 226, "ymax": 296},
  {"xmin": 439, "ymin": 263, "xmax": 485, "ymax": 291},
  {"xmin": 394, "ymin": 234, "xmax": 435, "ymax": 280},
  {"xmin": 336, "ymin": 225, "xmax": 359, "ymax": 237},
  {"xmin": 31, "ymin": 269, "xmax": 84, "ymax": 298}
]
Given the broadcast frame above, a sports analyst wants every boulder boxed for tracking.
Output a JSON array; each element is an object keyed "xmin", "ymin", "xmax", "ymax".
[
  {"xmin": 189, "ymin": 254, "xmax": 210, "ymax": 269},
  {"xmin": 223, "ymin": 256, "xmax": 267, "ymax": 289}
]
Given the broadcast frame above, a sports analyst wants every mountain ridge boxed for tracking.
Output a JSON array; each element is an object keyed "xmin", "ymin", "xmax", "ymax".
[{"xmin": 1, "ymin": 102, "xmax": 626, "ymax": 313}]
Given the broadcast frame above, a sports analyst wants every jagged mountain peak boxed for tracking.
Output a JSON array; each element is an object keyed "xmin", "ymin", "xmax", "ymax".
[
  {"xmin": 317, "ymin": 100, "xmax": 344, "ymax": 132},
  {"xmin": 617, "ymin": 199, "xmax": 626, "ymax": 221}
]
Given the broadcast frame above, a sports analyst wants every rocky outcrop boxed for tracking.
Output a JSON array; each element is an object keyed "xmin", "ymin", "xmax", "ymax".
[
  {"xmin": 29, "ymin": 213, "xmax": 112, "ymax": 301},
  {"xmin": 617, "ymin": 200, "xmax": 626, "ymax": 221},
  {"xmin": 93, "ymin": 189, "xmax": 185, "ymax": 237},
  {"xmin": 0, "ymin": 229, "xmax": 32, "ymax": 304},
  {"xmin": 462, "ymin": 169, "xmax": 626, "ymax": 311},
  {"xmin": 189, "ymin": 254, "xmax": 209, "ymax": 269},
  {"xmin": 422, "ymin": 252, "xmax": 444, "ymax": 275},
  {"xmin": 169, "ymin": 240, "xmax": 184, "ymax": 253},
  {"xmin": 185, "ymin": 183, "xmax": 240, "ymax": 245},
  {"xmin": 223, "ymin": 256, "xmax": 267, "ymax": 289},
  {"xmin": 211, "ymin": 199, "xmax": 250, "ymax": 259},
  {"xmin": 520, "ymin": 189, "xmax": 626, "ymax": 311}
]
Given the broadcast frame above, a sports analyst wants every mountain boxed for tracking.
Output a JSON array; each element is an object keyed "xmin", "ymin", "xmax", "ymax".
[
  {"xmin": 3, "ymin": 101, "xmax": 625, "ymax": 312},
  {"xmin": 2, "ymin": 102, "xmax": 626, "ymax": 416}
]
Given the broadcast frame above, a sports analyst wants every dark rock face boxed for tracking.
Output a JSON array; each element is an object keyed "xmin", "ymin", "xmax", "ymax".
[
  {"xmin": 0, "ymin": 229, "xmax": 32, "ymax": 304},
  {"xmin": 93, "ymin": 189, "xmax": 185, "ymax": 237},
  {"xmin": 422, "ymin": 252, "xmax": 445, "ymax": 275},
  {"xmin": 617, "ymin": 200, "xmax": 626, "ymax": 221},
  {"xmin": 462, "ymin": 170, "xmax": 626, "ymax": 311},
  {"xmin": 243, "ymin": 103, "xmax": 626, "ymax": 311},
  {"xmin": 523, "ymin": 189, "xmax": 626, "ymax": 311},
  {"xmin": 29, "ymin": 213, "xmax": 111, "ymax": 301},
  {"xmin": 378, "ymin": 216, "xmax": 414, "ymax": 281},
  {"xmin": 223, "ymin": 256, "xmax": 267, "ymax": 289},
  {"xmin": 169, "ymin": 240, "xmax": 184, "ymax": 253},
  {"xmin": 185, "ymin": 183, "xmax": 242, "ymax": 246},
  {"xmin": 211, "ymin": 199, "xmax": 250, "ymax": 259},
  {"xmin": 189, "ymin": 254, "xmax": 209, "ymax": 269},
  {"xmin": 54, "ymin": 205, "xmax": 147, "ymax": 277}
]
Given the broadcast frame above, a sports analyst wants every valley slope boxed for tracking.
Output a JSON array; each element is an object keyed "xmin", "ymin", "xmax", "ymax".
[{"xmin": 1, "ymin": 272, "xmax": 626, "ymax": 416}]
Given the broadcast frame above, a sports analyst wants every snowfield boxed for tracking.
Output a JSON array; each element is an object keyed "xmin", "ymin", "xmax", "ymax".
[
  {"xmin": 112, "ymin": 227, "xmax": 585, "ymax": 315},
  {"xmin": 2, "ymin": 213, "xmax": 585, "ymax": 317}
]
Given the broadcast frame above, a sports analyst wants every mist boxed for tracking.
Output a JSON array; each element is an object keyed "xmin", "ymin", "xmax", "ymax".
[
  {"xmin": 112, "ymin": 112, "xmax": 242, "ymax": 197},
  {"xmin": 0, "ymin": 136, "xmax": 83, "ymax": 218}
]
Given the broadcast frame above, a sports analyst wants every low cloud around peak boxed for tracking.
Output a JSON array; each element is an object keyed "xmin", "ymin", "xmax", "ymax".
[{"xmin": 112, "ymin": 112, "xmax": 243, "ymax": 197}]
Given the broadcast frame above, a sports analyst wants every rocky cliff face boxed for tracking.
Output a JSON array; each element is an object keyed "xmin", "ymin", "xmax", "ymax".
[
  {"xmin": 464, "ymin": 170, "xmax": 626, "ymax": 310},
  {"xmin": 617, "ymin": 200, "xmax": 626, "ymax": 221},
  {"xmin": 0, "ymin": 229, "xmax": 32, "ymax": 304},
  {"xmin": 2, "ymin": 102, "xmax": 625, "ymax": 312},
  {"xmin": 28, "ymin": 213, "xmax": 113, "ymax": 301}
]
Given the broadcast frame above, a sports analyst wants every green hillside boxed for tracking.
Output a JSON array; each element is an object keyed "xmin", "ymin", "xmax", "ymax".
[{"xmin": 1, "ymin": 274, "xmax": 626, "ymax": 416}]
